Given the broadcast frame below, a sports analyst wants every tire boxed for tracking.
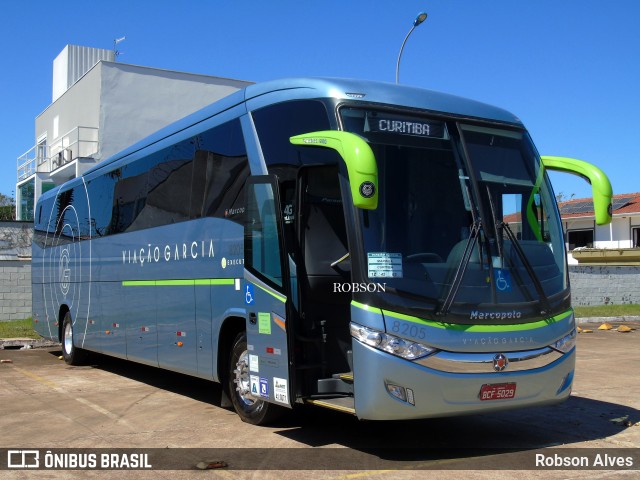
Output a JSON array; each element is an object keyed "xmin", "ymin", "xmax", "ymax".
[
  {"xmin": 228, "ymin": 332, "xmax": 284, "ymax": 425},
  {"xmin": 61, "ymin": 312, "xmax": 86, "ymax": 365}
]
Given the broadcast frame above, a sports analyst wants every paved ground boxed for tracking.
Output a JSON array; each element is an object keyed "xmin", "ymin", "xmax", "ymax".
[{"xmin": 0, "ymin": 321, "xmax": 638, "ymax": 479}]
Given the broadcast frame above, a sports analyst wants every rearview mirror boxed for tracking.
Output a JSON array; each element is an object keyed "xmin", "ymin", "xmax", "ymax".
[
  {"xmin": 541, "ymin": 155, "xmax": 613, "ymax": 225},
  {"xmin": 290, "ymin": 131, "xmax": 378, "ymax": 210}
]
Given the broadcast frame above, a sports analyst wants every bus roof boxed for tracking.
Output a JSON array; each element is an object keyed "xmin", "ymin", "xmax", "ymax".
[
  {"xmin": 245, "ymin": 77, "xmax": 521, "ymax": 125},
  {"xmin": 43, "ymin": 77, "xmax": 522, "ymax": 200}
]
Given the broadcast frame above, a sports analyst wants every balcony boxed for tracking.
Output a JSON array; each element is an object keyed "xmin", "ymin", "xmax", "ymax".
[{"xmin": 17, "ymin": 126, "xmax": 99, "ymax": 182}]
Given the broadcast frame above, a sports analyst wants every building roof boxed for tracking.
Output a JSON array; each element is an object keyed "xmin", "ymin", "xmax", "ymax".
[{"xmin": 558, "ymin": 192, "xmax": 640, "ymax": 220}]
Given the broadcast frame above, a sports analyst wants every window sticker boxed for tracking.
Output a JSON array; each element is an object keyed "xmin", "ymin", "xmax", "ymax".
[
  {"xmin": 494, "ymin": 269, "xmax": 512, "ymax": 292},
  {"xmin": 259, "ymin": 377, "xmax": 269, "ymax": 398},
  {"xmin": 249, "ymin": 354, "xmax": 259, "ymax": 373},
  {"xmin": 258, "ymin": 312, "xmax": 271, "ymax": 335},
  {"xmin": 273, "ymin": 377, "xmax": 288, "ymax": 404},
  {"xmin": 367, "ymin": 253, "xmax": 403, "ymax": 278},
  {"xmin": 250, "ymin": 375, "xmax": 260, "ymax": 396}
]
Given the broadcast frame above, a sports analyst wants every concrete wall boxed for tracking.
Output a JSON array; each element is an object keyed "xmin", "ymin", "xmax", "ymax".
[
  {"xmin": 0, "ymin": 222, "xmax": 33, "ymax": 321},
  {"xmin": 570, "ymin": 265, "xmax": 640, "ymax": 306},
  {"xmin": 0, "ymin": 260, "xmax": 31, "ymax": 321}
]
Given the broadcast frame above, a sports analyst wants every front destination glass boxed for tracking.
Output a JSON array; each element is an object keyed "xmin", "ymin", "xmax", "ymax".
[{"xmin": 341, "ymin": 108, "xmax": 567, "ymax": 323}]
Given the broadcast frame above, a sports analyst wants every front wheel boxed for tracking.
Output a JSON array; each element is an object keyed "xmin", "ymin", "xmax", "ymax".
[
  {"xmin": 228, "ymin": 332, "xmax": 284, "ymax": 425},
  {"xmin": 61, "ymin": 312, "xmax": 86, "ymax": 365}
]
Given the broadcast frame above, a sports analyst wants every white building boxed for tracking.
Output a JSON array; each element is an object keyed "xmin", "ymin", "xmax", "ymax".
[
  {"xmin": 559, "ymin": 193, "xmax": 640, "ymax": 264},
  {"xmin": 16, "ymin": 45, "xmax": 252, "ymax": 220}
]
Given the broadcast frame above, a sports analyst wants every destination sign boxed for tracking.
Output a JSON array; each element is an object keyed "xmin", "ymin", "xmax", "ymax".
[{"xmin": 366, "ymin": 113, "xmax": 445, "ymax": 139}]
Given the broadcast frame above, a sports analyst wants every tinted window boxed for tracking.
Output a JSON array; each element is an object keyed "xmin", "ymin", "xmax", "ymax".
[
  {"xmin": 252, "ymin": 100, "xmax": 330, "ymax": 168},
  {"xmin": 110, "ymin": 158, "xmax": 151, "ymax": 234},
  {"xmin": 88, "ymin": 171, "xmax": 118, "ymax": 237},
  {"xmin": 193, "ymin": 118, "xmax": 249, "ymax": 223},
  {"xmin": 44, "ymin": 119, "xmax": 249, "ymax": 242},
  {"xmin": 245, "ymin": 180, "xmax": 283, "ymax": 288},
  {"xmin": 135, "ymin": 141, "xmax": 195, "ymax": 230}
]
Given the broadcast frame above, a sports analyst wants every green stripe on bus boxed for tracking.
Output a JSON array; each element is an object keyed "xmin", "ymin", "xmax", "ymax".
[
  {"xmin": 122, "ymin": 280, "xmax": 156, "ymax": 287},
  {"xmin": 382, "ymin": 308, "xmax": 572, "ymax": 332},
  {"xmin": 123, "ymin": 278, "xmax": 235, "ymax": 287},
  {"xmin": 351, "ymin": 300, "xmax": 573, "ymax": 332},
  {"xmin": 252, "ymin": 282, "xmax": 287, "ymax": 303},
  {"xmin": 351, "ymin": 301, "xmax": 383, "ymax": 314}
]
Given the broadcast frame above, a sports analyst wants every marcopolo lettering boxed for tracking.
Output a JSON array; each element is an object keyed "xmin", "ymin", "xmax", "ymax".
[{"xmin": 470, "ymin": 310, "xmax": 522, "ymax": 321}]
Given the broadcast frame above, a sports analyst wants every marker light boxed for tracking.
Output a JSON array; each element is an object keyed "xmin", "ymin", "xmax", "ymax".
[
  {"xmin": 552, "ymin": 329, "xmax": 577, "ymax": 353},
  {"xmin": 350, "ymin": 322, "xmax": 437, "ymax": 360}
]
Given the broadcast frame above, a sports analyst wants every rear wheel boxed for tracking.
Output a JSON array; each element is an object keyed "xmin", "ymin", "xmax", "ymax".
[
  {"xmin": 228, "ymin": 332, "xmax": 284, "ymax": 425},
  {"xmin": 61, "ymin": 312, "xmax": 86, "ymax": 365}
]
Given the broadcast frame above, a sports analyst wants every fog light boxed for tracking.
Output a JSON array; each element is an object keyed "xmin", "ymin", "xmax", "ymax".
[
  {"xmin": 386, "ymin": 383, "xmax": 407, "ymax": 402},
  {"xmin": 553, "ymin": 329, "xmax": 576, "ymax": 353}
]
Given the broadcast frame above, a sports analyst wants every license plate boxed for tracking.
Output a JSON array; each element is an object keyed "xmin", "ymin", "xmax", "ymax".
[{"xmin": 479, "ymin": 383, "xmax": 516, "ymax": 401}]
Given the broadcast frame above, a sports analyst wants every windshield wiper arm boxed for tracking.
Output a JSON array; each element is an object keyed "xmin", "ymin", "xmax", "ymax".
[
  {"xmin": 500, "ymin": 221, "xmax": 552, "ymax": 315},
  {"xmin": 436, "ymin": 221, "xmax": 481, "ymax": 317}
]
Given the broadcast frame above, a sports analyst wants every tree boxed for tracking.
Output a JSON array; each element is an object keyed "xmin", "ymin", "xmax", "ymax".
[{"xmin": 0, "ymin": 193, "xmax": 16, "ymax": 221}]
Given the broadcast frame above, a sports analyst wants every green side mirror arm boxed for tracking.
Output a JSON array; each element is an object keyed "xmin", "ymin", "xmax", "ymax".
[
  {"xmin": 541, "ymin": 155, "xmax": 613, "ymax": 225},
  {"xmin": 290, "ymin": 131, "xmax": 378, "ymax": 209}
]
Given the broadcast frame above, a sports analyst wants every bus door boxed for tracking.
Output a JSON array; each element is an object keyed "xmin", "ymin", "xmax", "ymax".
[
  {"xmin": 295, "ymin": 165, "xmax": 353, "ymax": 394},
  {"xmin": 244, "ymin": 175, "xmax": 294, "ymax": 408}
]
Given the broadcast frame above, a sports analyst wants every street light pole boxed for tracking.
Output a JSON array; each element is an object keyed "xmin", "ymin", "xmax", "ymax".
[{"xmin": 395, "ymin": 12, "xmax": 428, "ymax": 84}]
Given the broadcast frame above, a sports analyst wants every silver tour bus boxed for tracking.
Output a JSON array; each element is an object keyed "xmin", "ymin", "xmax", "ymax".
[{"xmin": 32, "ymin": 78, "xmax": 612, "ymax": 424}]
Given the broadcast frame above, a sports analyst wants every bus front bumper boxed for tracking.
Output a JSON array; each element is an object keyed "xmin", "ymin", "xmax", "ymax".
[{"xmin": 352, "ymin": 340, "xmax": 575, "ymax": 421}]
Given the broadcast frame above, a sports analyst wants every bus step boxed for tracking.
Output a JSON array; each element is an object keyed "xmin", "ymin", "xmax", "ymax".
[
  {"xmin": 317, "ymin": 376, "xmax": 353, "ymax": 395},
  {"xmin": 333, "ymin": 372, "xmax": 354, "ymax": 382},
  {"xmin": 306, "ymin": 397, "xmax": 355, "ymax": 415}
]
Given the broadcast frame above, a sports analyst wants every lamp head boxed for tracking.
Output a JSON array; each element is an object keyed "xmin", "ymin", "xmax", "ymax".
[{"xmin": 414, "ymin": 12, "xmax": 428, "ymax": 27}]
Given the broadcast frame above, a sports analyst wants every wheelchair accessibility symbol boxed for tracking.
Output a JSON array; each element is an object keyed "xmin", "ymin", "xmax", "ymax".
[
  {"xmin": 495, "ymin": 269, "xmax": 512, "ymax": 292},
  {"xmin": 245, "ymin": 284, "xmax": 255, "ymax": 305}
]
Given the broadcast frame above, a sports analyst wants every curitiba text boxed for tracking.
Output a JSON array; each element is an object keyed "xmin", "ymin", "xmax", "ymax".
[{"xmin": 122, "ymin": 240, "xmax": 215, "ymax": 267}]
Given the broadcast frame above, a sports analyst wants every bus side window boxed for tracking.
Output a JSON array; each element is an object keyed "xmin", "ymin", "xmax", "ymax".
[
  {"xmin": 245, "ymin": 180, "xmax": 284, "ymax": 289},
  {"xmin": 192, "ymin": 118, "xmax": 249, "ymax": 223}
]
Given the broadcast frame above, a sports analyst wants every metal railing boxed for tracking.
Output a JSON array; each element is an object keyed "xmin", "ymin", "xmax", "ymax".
[
  {"xmin": 17, "ymin": 145, "xmax": 37, "ymax": 181},
  {"xmin": 16, "ymin": 126, "xmax": 99, "ymax": 181}
]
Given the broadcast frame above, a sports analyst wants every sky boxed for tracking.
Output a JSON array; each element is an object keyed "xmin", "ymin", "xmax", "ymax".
[{"xmin": 2, "ymin": 0, "xmax": 639, "ymax": 203}]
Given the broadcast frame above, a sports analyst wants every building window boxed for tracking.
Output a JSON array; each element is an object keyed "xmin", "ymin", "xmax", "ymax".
[
  {"xmin": 633, "ymin": 227, "xmax": 640, "ymax": 248},
  {"xmin": 18, "ymin": 179, "xmax": 35, "ymax": 221},
  {"xmin": 37, "ymin": 137, "xmax": 47, "ymax": 165},
  {"xmin": 567, "ymin": 229, "xmax": 594, "ymax": 250}
]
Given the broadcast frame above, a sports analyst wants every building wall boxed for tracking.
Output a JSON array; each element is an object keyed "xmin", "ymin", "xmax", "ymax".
[
  {"xmin": 570, "ymin": 265, "xmax": 640, "ymax": 306},
  {"xmin": 97, "ymin": 62, "xmax": 252, "ymax": 162},
  {"xmin": 0, "ymin": 260, "xmax": 31, "ymax": 321},
  {"xmin": 0, "ymin": 222, "xmax": 34, "ymax": 322},
  {"xmin": 52, "ymin": 45, "xmax": 114, "ymax": 102},
  {"xmin": 36, "ymin": 63, "xmax": 102, "ymax": 147}
]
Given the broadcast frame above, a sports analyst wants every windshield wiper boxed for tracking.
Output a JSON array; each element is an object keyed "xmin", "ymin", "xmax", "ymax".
[
  {"xmin": 436, "ymin": 220, "xmax": 481, "ymax": 317},
  {"xmin": 500, "ymin": 221, "xmax": 552, "ymax": 315},
  {"xmin": 483, "ymin": 184, "xmax": 551, "ymax": 315}
]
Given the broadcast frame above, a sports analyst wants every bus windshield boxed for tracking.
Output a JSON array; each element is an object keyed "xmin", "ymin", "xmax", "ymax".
[{"xmin": 340, "ymin": 108, "xmax": 567, "ymax": 321}]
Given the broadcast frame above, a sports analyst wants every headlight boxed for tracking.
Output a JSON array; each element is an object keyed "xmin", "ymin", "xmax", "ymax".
[
  {"xmin": 350, "ymin": 322, "xmax": 437, "ymax": 360},
  {"xmin": 553, "ymin": 329, "xmax": 577, "ymax": 353}
]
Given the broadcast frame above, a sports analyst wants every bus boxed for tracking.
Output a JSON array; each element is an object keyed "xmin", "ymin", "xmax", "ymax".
[{"xmin": 32, "ymin": 77, "xmax": 612, "ymax": 425}]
